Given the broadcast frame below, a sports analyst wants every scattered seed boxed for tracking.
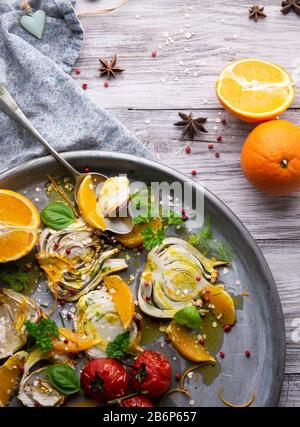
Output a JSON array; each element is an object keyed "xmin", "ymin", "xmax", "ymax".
[
  {"xmin": 215, "ymin": 152, "xmax": 220, "ymax": 158},
  {"xmin": 185, "ymin": 146, "xmax": 191, "ymax": 154},
  {"xmin": 75, "ymin": 68, "xmax": 81, "ymax": 75},
  {"xmin": 82, "ymin": 83, "xmax": 88, "ymax": 90},
  {"xmin": 208, "ymin": 143, "xmax": 214, "ymax": 150},
  {"xmin": 191, "ymin": 169, "xmax": 197, "ymax": 176},
  {"xmin": 151, "ymin": 50, "xmax": 157, "ymax": 57},
  {"xmin": 223, "ymin": 324, "xmax": 231, "ymax": 333},
  {"xmin": 216, "ymin": 135, "xmax": 223, "ymax": 142},
  {"xmin": 219, "ymin": 351, "xmax": 225, "ymax": 358},
  {"xmin": 245, "ymin": 350, "xmax": 251, "ymax": 358}
]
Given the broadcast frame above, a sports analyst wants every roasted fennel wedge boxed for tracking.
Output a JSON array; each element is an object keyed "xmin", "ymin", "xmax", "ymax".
[{"xmin": 138, "ymin": 237, "xmax": 227, "ymax": 319}]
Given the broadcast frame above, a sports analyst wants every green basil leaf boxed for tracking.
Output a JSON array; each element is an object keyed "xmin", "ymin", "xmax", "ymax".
[
  {"xmin": 47, "ymin": 364, "xmax": 81, "ymax": 395},
  {"xmin": 41, "ymin": 203, "xmax": 74, "ymax": 230},
  {"xmin": 174, "ymin": 306, "xmax": 202, "ymax": 330}
]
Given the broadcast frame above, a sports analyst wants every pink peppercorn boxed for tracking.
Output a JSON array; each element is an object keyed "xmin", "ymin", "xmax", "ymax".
[
  {"xmin": 191, "ymin": 169, "xmax": 197, "ymax": 176},
  {"xmin": 145, "ymin": 296, "xmax": 151, "ymax": 301},
  {"xmin": 69, "ymin": 288, "xmax": 75, "ymax": 295},
  {"xmin": 60, "ymin": 299, "xmax": 66, "ymax": 306},
  {"xmin": 216, "ymin": 135, "xmax": 222, "ymax": 142},
  {"xmin": 82, "ymin": 83, "xmax": 88, "ymax": 90},
  {"xmin": 245, "ymin": 350, "xmax": 251, "ymax": 358},
  {"xmin": 84, "ymin": 167, "xmax": 91, "ymax": 173},
  {"xmin": 219, "ymin": 351, "xmax": 225, "ymax": 358},
  {"xmin": 104, "ymin": 81, "xmax": 109, "ymax": 88},
  {"xmin": 175, "ymin": 373, "xmax": 181, "ymax": 381},
  {"xmin": 221, "ymin": 118, "xmax": 227, "ymax": 125},
  {"xmin": 75, "ymin": 68, "xmax": 81, "ymax": 75},
  {"xmin": 195, "ymin": 275, "xmax": 201, "ymax": 281},
  {"xmin": 208, "ymin": 143, "xmax": 214, "ymax": 150},
  {"xmin": 64, "ymin": 339, "xmax": 69, "ymax": 344},
  {"xmin": 151, "ymin": 51, "xmax": 157, "ymax": 57},
  {"xmin": 185, "ymin": 145, "xmax": 191, "ymax": 154},
  {"xmin": 182, "ymin": 215, "xmax": 189, "ymax": 221},
  {"xmin": 144, "ymin": 281, "xmax": 150, "ymax": 287},
  {"xmin": 215, "ymin": 152, "xmax": 220, "ymax": 158},
  {"xmin": 54, "ymin": 242, "xmax": 59, "ymax": 249},
  {"xmin": 223, "ymin": 324, "xmax": 231, "ymax": 333},
  {"xmin": 199, "ymin": 338, "xmax": 205, "ymax": 345},
  {"xmin": 66, "ymin": 248, "xmax": 71, "ymax": 255}
]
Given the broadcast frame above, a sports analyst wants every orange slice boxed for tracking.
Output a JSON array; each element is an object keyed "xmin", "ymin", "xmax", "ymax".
[
  {"xmin": 166, "ymin": 320, "xmax": 215, "ymax": 364},
  {"xmin": 0, "ymin": 190, "xmax": 40, "ymax": 263},
  {"xmin": 216, "ymin": 59, "xmax": 295, "ymax": 123},
  {"xmin": 103, "ymin": 275, "xmax": 135, "ymax": 329},
  {"xmin": 116, "ymin": 217, "xmax": 162, "ymax": 248},
  {"xmin": 0, "ymin": 351, "xmax": 27, "ymax": 406},
  {"xmin": 77, "ymin": 175, "xmax": 106, "ymax": 230},
  {"xmin": 203, "ymin": 286, "xmax": 236, "ymax": 326},
  {"xmin": 52, "ymin": 328, "xmax": 100, "ymax": 354}
]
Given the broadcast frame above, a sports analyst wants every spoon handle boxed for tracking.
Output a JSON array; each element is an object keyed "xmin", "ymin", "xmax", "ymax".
[{"xmin": 0, "ymin": 85, "xmax": 80, "ymax": 178}]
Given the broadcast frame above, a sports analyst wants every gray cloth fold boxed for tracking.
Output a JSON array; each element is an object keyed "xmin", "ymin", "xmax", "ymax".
[{"xmin": 0, "ymin": 0, "xmax": 151, "ymax": 174}]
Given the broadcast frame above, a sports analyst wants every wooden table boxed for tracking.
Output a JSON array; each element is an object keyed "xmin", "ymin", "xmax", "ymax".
[{"xmin": 74, "ymin": 0, "xmax": 300, "ymax": 406}]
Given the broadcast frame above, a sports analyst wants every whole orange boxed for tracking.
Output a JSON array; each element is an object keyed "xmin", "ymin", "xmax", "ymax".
[{"xmin": 241, "ymin": 120, "xmax": 300, "ymax": 195}]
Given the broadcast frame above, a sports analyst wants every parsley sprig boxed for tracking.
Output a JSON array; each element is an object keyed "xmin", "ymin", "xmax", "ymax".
[
  {"xmin": 106, "ymin": 332, "xmax": 130, "ymax": 358},
  {"xmin": 24, "ymin": 318, "xmax": 59, "ymax": 351},
  {"xmin": 141, "ymin": 225, "xmax": 166, "ymax": 250}
]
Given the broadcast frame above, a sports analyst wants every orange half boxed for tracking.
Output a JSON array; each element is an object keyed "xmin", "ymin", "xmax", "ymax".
[
  {"xmin": 77, "ymin": 175, "xmax": 106, "ymax": 231},
  {"xmin": 216, "ymin": 59, "xmax": 295, "ymax": 123},
  {"xmin": 103, "ymin": 275, "xmax": 135, "ymax": 329},
  {"xmin": 0, "ymin": 190, "xmax": 40, "ymax": 262}
]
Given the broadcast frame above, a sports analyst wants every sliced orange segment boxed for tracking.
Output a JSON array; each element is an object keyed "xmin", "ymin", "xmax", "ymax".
[
  {"xmin": 77, "ymin": 175, "xmax": 106, "ymax": 231},
  {"xmin": 203, "ymin": 286, "xmax": 236, "ymax": 326},
  {"xmin": 0, "ymin": 351, "xmax": 27, "ymax": 406},
  {"xmin": 216, "ymin": 59, "xmax": 295, "ymax": 122},
  {"xmin": 52, "ymin": 328, "xmax": 100, "ymax": 354},
  {"xmin": 116, "ymin": 217, "xmax": 162, "ymax": 248},
  {"xmin": 0, "ymin": 190, "xmax": 40, "ymax": 263},
  {"xmin": 103, "ymin": 275, "xmax": 135, "ymax": 329},
  {"xmin": 166, "ymin": 320, "xmax": 215, "ymax": 364}
]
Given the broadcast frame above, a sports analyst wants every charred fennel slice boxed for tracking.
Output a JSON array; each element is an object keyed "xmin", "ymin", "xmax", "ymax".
[
  {"xmin": 0, "ymin": 288, "xmax": 41, "ymax": 360},
  {"xmin": 138, "ymin": 237, "xmax": 227, "ymax": 318},
  {"xmin": 36, "ymin": 219, "xmax": 128, "ymax": 301}
]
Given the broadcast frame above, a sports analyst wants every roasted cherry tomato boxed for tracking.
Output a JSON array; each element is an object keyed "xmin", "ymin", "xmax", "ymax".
[
  {"xmin": 80, "ymin": 358, "xmax": 129, "ymax": 403},
  {"xmin": 131, "ymin": 350, "xmax": 171, "ymax": 398},
  {"xmin": 120, "ymin": 395, "xmax": 154, "ymax": 407}
]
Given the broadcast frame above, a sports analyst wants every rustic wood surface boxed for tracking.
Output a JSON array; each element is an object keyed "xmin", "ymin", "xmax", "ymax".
[{"xmin": 74, "ymin": 0, "xmax": 300, "ymax": 406}]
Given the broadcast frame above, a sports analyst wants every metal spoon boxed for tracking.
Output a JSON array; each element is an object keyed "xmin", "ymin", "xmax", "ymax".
[{"xmin": 0, "ymin": 85, "xmax": 133, "ymax": 234}]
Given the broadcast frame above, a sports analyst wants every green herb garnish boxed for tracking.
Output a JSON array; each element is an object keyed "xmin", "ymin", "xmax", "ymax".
[
  {"xmin": 0, "ymin": 258, "xmax": 40, "ymax": 293},
  {"xmin": 141, "ymin": 224, "xmax": 165, "ymax": 250},
  {"xmin": 164, "ymin": 209, "xmax": 184, "ymax": 226},
  {"xmin": 0, "ymin": 264, "xmax": 30, "ymax": 292},
  {"xmin": 47, "ymin": 364, "xmax": 81, "ymax": 395},
  {"xmin": 106, "ymin": 332, "xmax": 130, "ymax": 358},
  {"xmin": 188, "ymin": 215, "xmax": 234, "ymax": 263},
  {"xmin": 41, "ymin": 202, "xmax": 75, "ymax": 231},
  {"xmin": 174, "ymin": 306, "xmax": 202, "ymax": 330},
  {"xmin": 24, "ymin": 318, "xmax": 59, "ymax": 351}
]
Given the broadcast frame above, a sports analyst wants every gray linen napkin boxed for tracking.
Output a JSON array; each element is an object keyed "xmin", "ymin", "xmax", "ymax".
[{"xmin": 0, "ymin": 0, "xmax": 151, "ymax": 174}]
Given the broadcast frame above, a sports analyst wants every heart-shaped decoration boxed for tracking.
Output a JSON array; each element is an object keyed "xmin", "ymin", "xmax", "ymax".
[{"xmin": 20, "ymin": 10, "xmax": 46, "ymax": 40}]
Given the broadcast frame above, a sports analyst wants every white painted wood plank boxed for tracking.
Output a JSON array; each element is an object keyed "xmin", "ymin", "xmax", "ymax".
[
  {"xmin": 74, "ymin": 0, "xmax": 300, "ymax": 109},
  {"xmin": 92, "ymin": 108, "xmax": 300, "ymax": 241}
]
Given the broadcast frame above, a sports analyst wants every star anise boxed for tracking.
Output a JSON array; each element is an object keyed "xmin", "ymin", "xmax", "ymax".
[
  {"xmin": 174, "ymin": 112, "xmax": 208, "ymax": 139},
  {"xmin": 99, "ymin": 54, "xmax": 124, "ymax": 79},
  {"xmin": 281, "ymin": 0, "xmax": 300, "ymax": 14},
  {"xmin": 249, "ymin": 5, "xmax": 266, "ymax": 21}
]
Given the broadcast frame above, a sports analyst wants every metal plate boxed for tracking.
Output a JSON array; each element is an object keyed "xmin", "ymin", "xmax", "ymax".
[{"xmin": 0, "ymin": 151, "xmax": 285, "ymax": 407}]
